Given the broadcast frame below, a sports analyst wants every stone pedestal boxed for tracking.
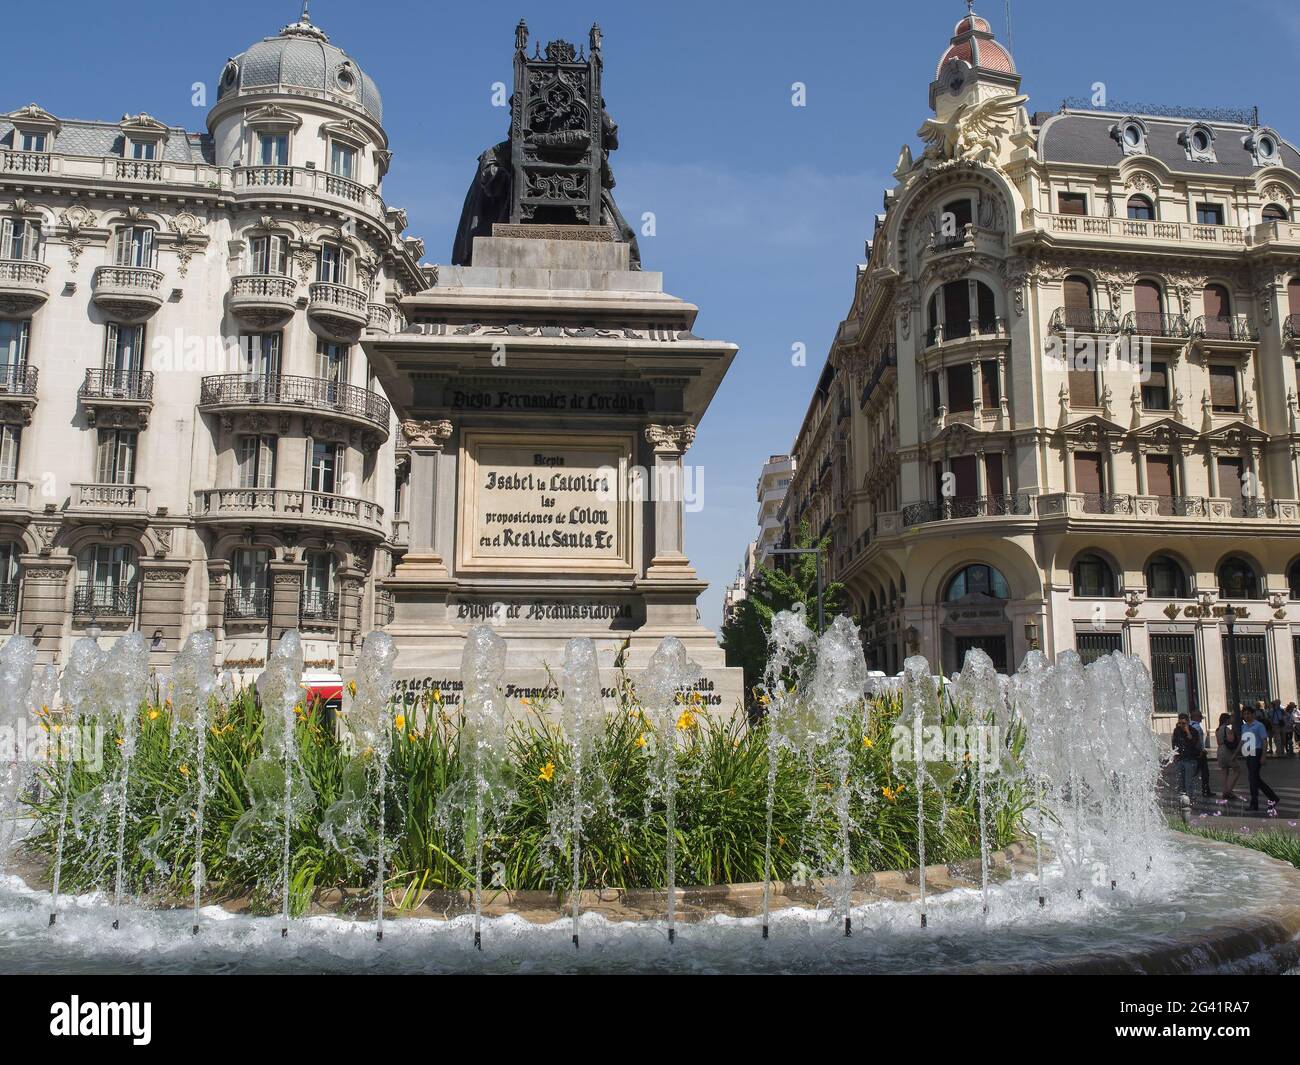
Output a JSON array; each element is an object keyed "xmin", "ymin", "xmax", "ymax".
[{"xmin": 365, "ymin": 231, "xmax": 742, "ymax": 711}]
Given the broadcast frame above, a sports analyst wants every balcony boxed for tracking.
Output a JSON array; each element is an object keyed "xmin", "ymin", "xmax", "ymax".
[
  {"xmin": 232, "ymin": 165, "xmax": 387, "ymax": 223},
  {"xmin": 924, "ymin": 317, "xmax": 1008, "ymax": 349},
  {"xmin": 73, "ymin": 582, "xmax": 139, "ymax": 620},
  {"xmin": 225, "ymin": 589, "xmax": 269, "ymax": 622},
  {"xmin": 1049, "ymin": 307, "xmax": 1120, "ymax": 334},
  {"xmin": 66, "ymin": 482, "xmax": 151, "ymax": 521},
  {"xmin": 0, "ymin": 582, "xmax": 16, "ymax": 615},
  {"xmin": 366, "ymin": 302, "xmax": 395, "ymax": 334},
  {"xmin": 1025, "ymin": 210, "xmax": 1251, "ymax": 251},
  {"xmin": 901, "ymin": 494, "xmax": 1032, "ymax": 527},
  {"xmin": 1037, "ymin": 493, "xmax": 1300, "ymax": 524},
  {"xmin": 0, "ymin": 150, "xmax": 52, "ymax": 174},
  {"xmin": 79, "ymin": 369, "xmax": 154, "ymax": 429},
  {"xmin": 389, "ymin": 518, "xmax": 409, "ymax": 550},
  {"xmin": 1286, "ymin": 315, "xmax": 1300, "ymax": 349},
  {"xmin": 192, "ymin": 487, "xmax": 385, "ymax": 540},
  {"xmin": 0, "ymin": 259, "xmax": 50, "ymax": 316},
  {"xmin": 91, "ymin": 265, "xmax": 164, "ymax": 322},
  {"xmin": 1121, "ymin": 311, "xmax": 1190, "ymax": 341},
  {"xmin": 1191, "ymin": 315, "xmax": 1259, "ymax": 344},
  {"xmin": 114, "ymin": 159, "xmax": 162, "ymax": 182},
  {"xmin": 307, "ymin": 282, "xmax": 368, "ymax": 339},
  {"xmin": 0, "ymin": 480, "xmax": 33, "ymax": 515},
  {"xmin": 229, "ymin": 274, "xmax": 299, "ymax": 328},
  {"xmin": 199, "ymin": 373, "xmax": 390, "ymax": 439},
  {"xmin": 300, "ymin": 589, "xmax": 339, "ymax": 625},
  {"xmin": 0, "ymin": 365, "xmax": 38, "ymax": 424}
]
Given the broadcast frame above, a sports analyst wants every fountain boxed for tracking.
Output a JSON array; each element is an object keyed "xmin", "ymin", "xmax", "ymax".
[
  {"xmin": 559, "ymin": 637, "xmax": 603, "ymax": 948},
  {"xmin": 3, "ymin": 617, "xmax": 1298, "ymax": 975},
  {"xmin": 0, "ymin": 637, "xmax": 36, "ymax": 863}
]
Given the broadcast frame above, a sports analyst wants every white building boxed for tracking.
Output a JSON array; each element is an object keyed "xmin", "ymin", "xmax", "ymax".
[{"xmin": 0, "ymin": 8, "xmax": 425, "ymax": 672}]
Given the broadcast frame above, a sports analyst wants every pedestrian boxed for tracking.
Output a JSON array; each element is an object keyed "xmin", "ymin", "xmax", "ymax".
[
  {"xmin": 1284, "ymin": 703, "xmax": 1297, "ymax": 757},
  {"xmin": 1214, "ymin": 712, "xmax": 1242, "ymax": 802},
  {"xmin": 1269, "ymin": 699, "xmax": 1287, "ymax": 756},
  {"xmin": 1171, "ymin": 713, "xmax": 1202, "ymax": 798},
  {"xmin": 1240, "ymin": 705, "xmax": 1280, "ymax": 813},
  {"xmin": 1189, "ymin": 708, "xmax": 1212, "ymax": 797}
]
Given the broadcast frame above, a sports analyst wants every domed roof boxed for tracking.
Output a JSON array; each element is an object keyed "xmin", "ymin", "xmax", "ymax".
[
  {"xmin": 936, "ymin": 7, "xmax": 1017, "ymax": 79},
  {"xmin": 217, "ymin": 8, "xmax": 381, "ymax": 123}
]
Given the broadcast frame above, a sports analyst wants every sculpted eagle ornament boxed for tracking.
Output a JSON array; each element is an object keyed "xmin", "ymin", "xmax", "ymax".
[{"xmin": 918, "ymin": 94, "xmax": 1028, "ymax": 165}]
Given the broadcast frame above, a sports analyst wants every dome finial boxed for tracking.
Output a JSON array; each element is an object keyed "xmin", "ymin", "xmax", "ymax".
[
  {"xmin": 280, "ymin": 0, "xmax": 327, "ymax": 40},
  {"xmin": 966, "ymin": 0, "xmax": 975, "ymax": 13}
]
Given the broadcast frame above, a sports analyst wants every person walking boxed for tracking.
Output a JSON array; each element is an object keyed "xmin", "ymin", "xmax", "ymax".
[
  {"xmin": 1283, "ymin": 703, "xmax": 1297, "ymax": 757},
  {"xmin": 1171, "ymin": 713, "xmax": 1202, "ymax": 798},
  {"xmin": 1189, "ymin": 709, "xmax": 1212, "ymax": 797},
  {"xmin": 1269, "ymin": 700, "xmax": 1287, "ymax": 756},
  {"xmin": 1214, "ymin": 712, "xmax": 1242, "ymax": 802},
  {"xmin": 1240, "ymin": 705, "xmax": 1280, "ymax": 813}
]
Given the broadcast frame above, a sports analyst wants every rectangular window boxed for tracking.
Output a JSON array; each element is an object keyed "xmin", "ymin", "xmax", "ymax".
[
  {"xmin": 308, "ymin": 440, "xmax": 341, "ymax": 494},
  {"xmin": 258, "ymin": 133, "xmax": 288, "ymax": 166},
  {"xmin": 1058, "ymin": 192, "xmax": 1089, "ymax": 215},
  {"xmin": 1209, "ymin": 365, "xmax": 1238, "ymax": 412},
  {"xmin": 19, "ymin": 131, "xmax": 46, "ymax": 152},
  {"xmin": 1068, "ymin": 366, "xmax": 1098, "ymax": 407},
  {"xmin": 112, "ymin": 226, "xmax": 154, "ymax": 268},
  {"xmin": 0, "ymin": 320, "xmax": 29, "ymax": 377},
  {"xmin": 104, "ymin": 323, "xmax": 144, "ymax": 382},
  {"xmin": 1, "ymin": 218, "xmax": 41, "ymax": 262},
  {"xmin": 81, "ymin": 544, "xmax": 136, "ymax": 592},
  {"xmin": 239, "ymin": 332, "xmax": 281, "ymax": 379},
  {"xmin": 980, "ymin": 359, "xmax": 1000, "ymax": 408},
  {"xmin": 329, "ymin": 142, "xmax": 356, "ymax": 179},
  {"xmin": 1222, "ymin": 633, "xmax": 1269, "ymax": 709},
  {"xmin": 237, "ymin": 435, "xmax": 276, "ymax": 489},
  {"xmin": 130, "ymin": 140, "xmax": 157, "ymax": 160},
  {"xmin": 1074, "ymin": 451, "xmax": 1104, "ymax": 495},
  {"xmin": 248, "ymin": 234, "xmax": 287, "ymax": 275},
  {"xmin": 945, "ymin": 364, "xmax": 974, "ymax": 413},
  {"xmin": 0, "ymin": 425, "xmax": 20, "ymax": 480},
  {"xmin": 1151, "ymin": 634, "xmax": 1198, "ymax": 714},
  {"xmin": 1076, "ymin": 631, "xmax": 1123, "ymax": 665},
  {"xmin": 316, "ymin": 340, "xmax": 349, "ymax": 405},
  {"xmin": 96, "ymin": 429, "xmax": 137, "ymax": 485},
  {"xmin": 1146, "ymin": 454, "xmax": 1174, "ymax": 503},
  {"xmin": 1196, "ymin": 203, "xmax": 1225, "ymax": 226},
  {"xmin": 317, "ymin": 243, "xmax": 351, "ymax": 285},
  {"xmin": 1141, "ymin": 361, "xmax": 1169, "ymax": 410}
]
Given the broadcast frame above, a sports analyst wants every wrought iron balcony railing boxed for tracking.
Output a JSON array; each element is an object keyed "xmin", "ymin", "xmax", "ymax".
[
  {"xmin": 1285, "ymin": 314, "xmax": 1300, "ymax": 341},
  {"xmin": 0, "ymin": 364, "xmax": 37, "ymax": 396},
  {"xmin": 0, "ymin": 582, "xmax": 16, "ymax": 615},
  {"xmin": 199, "ymin": 373, "xmax": 389, "ymax": 429},
  {"xmin": 1049, "ymin": 307, "xmax": 1121, "ymax": 334},
  {"xmin": 80, "ymin": 368, "xmax": 154, "ymax": 401},
  {"xmin": 300, "ymin": 590, "xmax": 339, "ymax": 622},
  {"xmin": 73, "ymin": 582, "xmax": 138, "ymax": 618},
  {"xmin": 924, "ymin": 317, "xmax": 1007, "ymax": 347},
  {"xmin": 225, "ymin": 589, "xmax": 269, "ymax": 621},
  {"xmin": 1191, "ymin": 315, "xmax": 1258, "ymax": 342},
  {"xmin": 901, "ymin": 494, "xmax": 1031, "ymax": 526},
  {"xmin": 1121, "ymin": 311, "xmax": 1191, "ymax": 338}
]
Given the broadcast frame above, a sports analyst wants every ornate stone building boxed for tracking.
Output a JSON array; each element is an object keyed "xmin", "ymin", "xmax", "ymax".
[
  {"xmin": 0, "ymin": 8, "xmax": 425, "ymax": 672},
  {"xmin": 785, "ymin": 9, "xmax": 1300, "ymax": 723}
]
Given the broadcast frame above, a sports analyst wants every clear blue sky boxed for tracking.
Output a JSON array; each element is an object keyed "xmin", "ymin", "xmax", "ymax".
[{"xmin": 4, "ymin": 0, "xmax": 1297, "ymax": 631}]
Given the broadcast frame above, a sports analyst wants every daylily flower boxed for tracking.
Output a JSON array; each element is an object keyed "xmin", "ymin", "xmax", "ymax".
[
  {"xmin": 676, "ymin": 710, "xmax": 697, "ymax": 731},
  {"xmin": 862, "ymin": 736, "xmax": 874, "ymax": 749},
  {"xmin": 179, "ymin": 764, "xmax": 190, "ymax": 777},
  {"xmin": 394, "ymin": 714, "xmax": 405, "ymax": 730},
  {"xmin": 635, "ymin": 733, "xmax": 647, "ymax": 749},
  {"xmin": 537, "ymin": 761, "xmax": 555, "ymax": 783},
  {"xmin": 147, "ymin": 709, "xmax": 160, "ymax": 720}
]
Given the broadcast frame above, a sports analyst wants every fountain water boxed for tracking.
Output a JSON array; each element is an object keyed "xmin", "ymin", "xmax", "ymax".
[
  {"xmin": 0, "ymin": 636, "xmax": 36, "ymax": 862},
  {"xmin": 104, "ymin": 633, "xmax": 150, "ymax": 929},
  {"xmin": 1009, "ymin": 650, "xmax": 1050, "ymax": 906},
  {"xmin": 639, "ymin": 636, "xmax": 701, "ymax": 944},
  {"xmin": 459, "ymin": 624, "xmax": 508, "ymax": 950},
  {"xmin": 759, "ymin": 608, "xmax": 817, "ymax": 938},
  {"xmin": 169, "ymin": 631, "xmax": 217, "ymax": 933},
  {"xmin": 336, "ymin": 630, "xmax": 398, "ymax": 940},
  {"xmin": 808, "ymin": 616, "xmax": 869, "ymax": 935},
  {"xmin": 902, "ymin": 656, "xmax": 941, "ymax": 928},
  {"xmin": 560, "ymin": 637, "xmax": 604, "ymax": 948}
]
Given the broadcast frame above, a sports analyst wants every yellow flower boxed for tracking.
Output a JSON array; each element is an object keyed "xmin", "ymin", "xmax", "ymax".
[
  {"xmin": 394, "ymin": 714, "xmax": 405, "ymax": 730},
  {"xmin": 147, "ymin": 708, "xmax": 160, "ymax": 720},
  {"xmin": 862, "ymin": 736, "xmax": 874, "ymax": 749},
  {"xmin": 431, "ymin": 688, "xmax": 443, "ymax": 704},
  {"xmin": 690, "ymin": 691, "xmax": 702, "ymax": 705},
  {"xmin": 635, "ymin": 733, "xmax": 647, "ymax": 749},
  {"xmin": 675, "ymin": 710, "xmax": 697, "ymax": 731},
  {"xmin": 537, "ymin": 761, "xmax": 555, "ymax": 783},
  {"xmin": 883, "ymin": 785, "xmax": 897, "ymax": 802},
  {"xmin": 346, "ymin": 680, "xmax": 357, "ymax": 697},
  {"xmin": 179, "ymin": 764, "xmax": 190, "ymax": 777},
  {"xmin": 408, "ymin": 731, "xmax": 419, "ymax": 743},
  {"xmin": 758, "ymin": 693, "xmax": 771, "ymax": 707}
]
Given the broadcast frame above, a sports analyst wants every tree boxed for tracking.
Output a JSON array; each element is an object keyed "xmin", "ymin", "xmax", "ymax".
[{"xmin": 721, "ymin": 521, "xmax": 845, "ymax": 710}]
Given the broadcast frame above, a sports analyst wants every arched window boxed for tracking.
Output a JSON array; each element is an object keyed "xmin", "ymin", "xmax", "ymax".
[
  {"xmin": 1145, "ymin": 554, "xmax": 1187, "ymax": 599},
  {"xmin": 1127, "ymin": 195, "xmax": 1155, "ymax": 221},
  {"xmin": 927, "ymin": 279, "xmax": 997, "ymax": 345},
  {"xmin": 1217, "ymin": 557, "xmax": 1260, "ymax": 600},
  {"xmin": 1288, "ymin": 560, "xmax": 1300, "ymax": 601},
  {"xmin": 75, "ymin": 544, "xmax": 138, "ymax": 617},
  {"xmin": 1132, "ymin": 278, "xmax": 1166, "ymax": 336},
  {"xmin": 945, "ymin": 563, "xmax": 1010, "ymax": 601},
  {"xmin": 1061, "ymin": 274, "xmax": 1097, "ymax": 331},
  {"xmin": 1262, "ymin": 203, "xmax": 1289, "ymax": 223},
  {"xmin": 112, "ymin": 225, "xmax": 155, "ymax": 268},
  {"xmin": 1202, "ymin": 283, "xmax": 1233, "ymax": 337},
  {"xmin": 1072, "ymin": 553, "xmax": 1115, "ymax": 597}
]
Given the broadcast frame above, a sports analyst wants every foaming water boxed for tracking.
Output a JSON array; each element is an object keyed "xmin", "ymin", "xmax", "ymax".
[{"xmin": 0, "ymin": 834, "xmax": 1286, "ymax": 975}]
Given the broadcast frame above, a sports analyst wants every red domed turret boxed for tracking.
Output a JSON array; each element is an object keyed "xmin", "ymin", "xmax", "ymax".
[{"xmin": 936, "ymin": 7, "xmax": 1017, "ymax": 79}]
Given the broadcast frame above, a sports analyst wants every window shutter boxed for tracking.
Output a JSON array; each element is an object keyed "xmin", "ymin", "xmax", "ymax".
[
  {"xmin": 950, "ymin": 454, "xmax": 978, "ymax": 499},
  {"xmin": 1209, "ymin": 365, "xmax": 1237, "ymax": 409},
  {"xmin": 946, "ymin": 364, "xmax": 974, "ymax": 412},
  {"xmin": 1074, "ymin": 452, "xmax": 1104, "ymax": 494},
  {"xmin": 981, "ymin": 359, "xmax": 999, "ymax": 407},
  {"xmin": 0, "ymin": 425, "xmax": 19, "ymax": 480},
  {"xmin": 96, "ymin": 431, "xmax": 114, "ymax": 483},
  {"xmin": 1217, "ymin": 458, "xmax": 1244, "ymax": 501},
  {"xmin": 1058, "ymin": 192, "xmax": 1088, "ymax": 215},
  {"xmin": 1146, "ymin": 455, "xmax": 1173, "ymax": 498},
  {"xmin": 1134, "ymin": 280, "xmax": 1162, "ymax": 316},
  {"xmin": 1287, "ymin": 279, "xmax": 1300, "ymax": 318},
  {"xmin": 1063, "ymin": 276, "xmax": 1093, "ymax": 312},
  {"xmin": 113, "ymin": 228, "xmax": 128, "ymax": 265},
  {"xmin": 115, "ymin": 431, "xmax": 136, "ymax": 485},
  {"xmin": 237, "ymin": 436, "xmax": 255, "ymax": 488},
  {"xmin": 139, "ymin": 227, "xmax": 153, "ymax": 268},
  {"xmin": 22, "ymin": 221, "xmax": 39, "ymax": 262},
  {"xmin": 1203, "ymin": 285, "xmax": 1229, "ymax": 320},
  {"xmin": 258, "ymin": 436, "xmax": 275, "ymax": 488},
  {"xmin": 1068, "ymin": 368, "xmax": 1098, "ymax": 407},
  {"xmin": 1146, "ymin": 362, "xmax": 1167, "ymax": 390},
  {"xmin": 984, "ymin": 452, "xmax": 1004, "ymax": 497}
]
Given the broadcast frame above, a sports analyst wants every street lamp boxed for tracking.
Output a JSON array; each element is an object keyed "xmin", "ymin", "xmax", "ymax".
[
  {"xmin": 771, "ymin": 546, "xmax": 825, "ymax": 633},
  {"xmin": 1223, "ymin": 602, "xmax": 1241, "ymax": 731}
]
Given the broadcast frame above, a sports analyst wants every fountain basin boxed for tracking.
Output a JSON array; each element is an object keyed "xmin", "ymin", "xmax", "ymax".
[{"xmin": 3, "ymin": 834, "xmax": 1297, "ymax": 974}]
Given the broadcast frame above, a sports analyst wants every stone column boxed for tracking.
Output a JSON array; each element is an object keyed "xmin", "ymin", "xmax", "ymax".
[
  {"xmin": 17, "ymin": 555, "xmax": 73, "ymax": 666},
  {"xmin": 1136, "ymin": 443, "xmax": 1149, "ymax": 495},
  {"xmin": 138, "ymin": 561, "xmax": 189, "ymax": 663},
  {"xmin": 1063, "ymin": 442, "xmax": 1076, "ymax": 493},
  {"xmin": 1207, "ymin": 447, "xmax": 1220, "ymax": 497},
  {"xmin": 336, "ymin": 568, "xmax": 365, "ymax": 664},
  {"xmin": 644, "ymin": 423, "xmax": 697, "ymax": 580},
  {"xmin": 205, "ymin": 561, "xmax": 230, "ymax": 637},
  {"xmin": 269, "ymin": 558, "xmax": 306, "ymax": 642},
  {"xmin": 395, "ymin": 419, "xmax": 453, "ymax": 578}
]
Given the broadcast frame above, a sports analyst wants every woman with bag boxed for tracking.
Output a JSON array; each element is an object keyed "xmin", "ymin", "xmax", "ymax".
[{"xmin": 1214, "ymin": 712, "xmax": 1242, "ymax": 802}]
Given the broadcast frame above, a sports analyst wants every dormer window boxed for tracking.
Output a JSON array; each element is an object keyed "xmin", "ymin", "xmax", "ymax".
[
  {"xmin": 329, "ymin": 141, "xmax": 356, "ymax": 180},
  {"xmin": 1262, "ymin": 203, "xmax": 1290, "ymax": 223},
  {"xmin": 129, "ymin": 139, "xmax": 157, "ymax": 161},
  {"xmin": 1111, "ymin": 117, "xmax": 1148, "ymax": 156},
  {"xmin": 19, "ymin": 131, "xmax": 47, "ymax": 153},
  {"xmin": 1246, "ymin": 127, "xmax": 1282, "ymax": 167},
  {"xmin": 1181, "ymin": 123, "xmax": 1217, "ymax": 162}
]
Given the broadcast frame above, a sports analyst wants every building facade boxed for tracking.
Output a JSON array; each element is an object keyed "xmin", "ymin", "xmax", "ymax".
[
  {"xmin": 784, "ymin": 9, "xmax": 1300, "ymax": 724},
  {"xmin": 0, "ymin": 9, "xmax": 425, "ymax": 672}
]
